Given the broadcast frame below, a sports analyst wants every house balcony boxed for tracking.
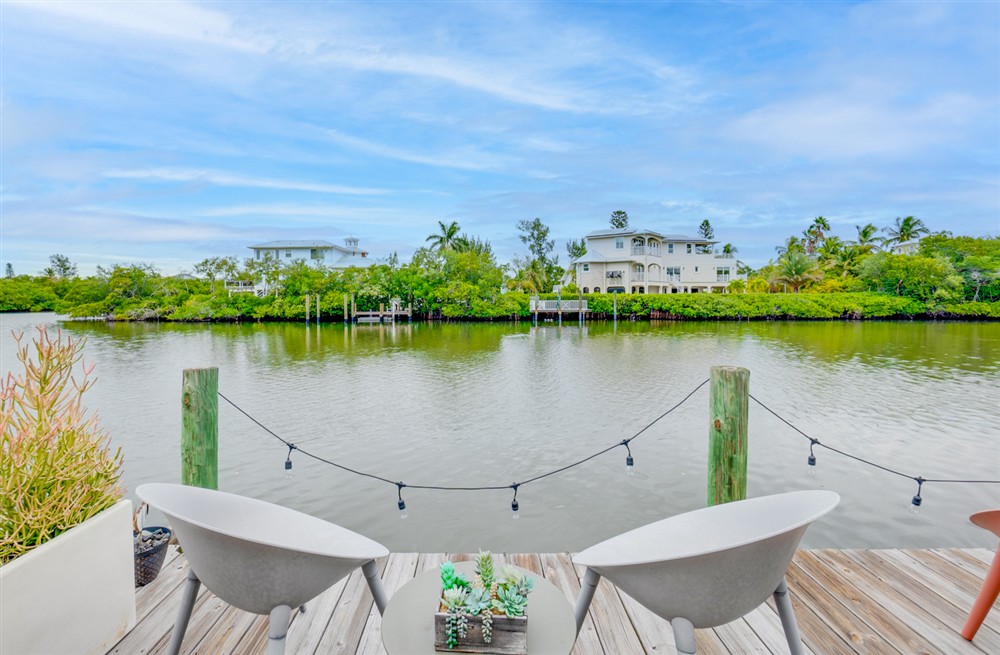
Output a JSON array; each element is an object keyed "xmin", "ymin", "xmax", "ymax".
[
  {"xmin": 630, "ymin": 246, "xmax": 661, "ymax": 257},
  {"xmin": 641, "ymin": 275, "xmax": 681, "ymax": 284}
]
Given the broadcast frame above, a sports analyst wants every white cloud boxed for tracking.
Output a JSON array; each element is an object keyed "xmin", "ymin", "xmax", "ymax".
[
  {"xmin": 725, "ymin": 88, "xmax": 984, "ymax": 161},
  {"xmin": 198, "ymin": 203, "xmax": 428, "ymax": 227},
  {"xmin": 321, "ymin": 129, "xmax": 515, "ymax": 172},
  {"xmin": 4, "ymin": 208, "xmax": 237, "ymax": 243},
  {"xmin": 8, "ymin": 0, "xmax": 262, "ymax": 52},
  {"xmin": 104, "ymin": 168, "xmax": 388, "ymax": 195},
  {"xmin": 9, "ymin": 1, "xmax": 685, "ymax": 115},
  {"xmin": 313, "ymin": 49, "xmax": 591, "ymax": 113}
]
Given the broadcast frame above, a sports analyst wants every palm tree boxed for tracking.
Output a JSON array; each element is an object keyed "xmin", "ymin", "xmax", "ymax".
[
  {"xmin": 776, "ymin": 235, "xmax": 806, "ymax": 256},
  {"xmin": 828, "ymin": 245, "xmax": 865, "ymax": 278},
  {"xmin": 882, "ymin": 216, "xmax": 929, "ymax": 247},
  {"xmin": 811, "ymin": 216, "xmax": 831, "ymax": 240},
  {"xmin": 815, "ymin": 236, "xmax": 844, "ymax": 266},
  {"xmin": 426, "ymin": 221, "xmax": 462, "ymax": 251},
  {"xmin": 721, "ymin": 243, "xmax": 738, "ymax": 258},
  {"xmin": 801, "ymin": 216, "xmax": 831, "ymax": 255},
  {"xmin": 774, "ymin": 252, "xmax": 822, "ymax": 292},
  {"xmin": 507, "ymin": 257, "xmax": 546, "ymax": 293},
  {"xmin": 854, "ymin": 223, "xmax": 881, "ymax": 253},
  {"xmin": 454, "ymin": 235, "xmax": 493, "ymax": 257}
]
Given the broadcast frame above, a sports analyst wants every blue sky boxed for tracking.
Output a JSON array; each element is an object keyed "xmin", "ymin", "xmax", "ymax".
[{"xmin": 2, "ymin": 1, "xmax": 998, "ymax": 276}]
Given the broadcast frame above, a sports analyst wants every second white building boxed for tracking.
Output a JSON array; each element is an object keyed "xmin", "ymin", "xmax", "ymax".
[{"xmin": 572, "ymin": 228, "xmax": 742, "ymax": 294}]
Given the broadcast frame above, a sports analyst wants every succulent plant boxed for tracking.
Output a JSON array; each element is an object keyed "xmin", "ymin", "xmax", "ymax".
[
  {"xmin": 464, "ymin": 586, "xmax": 492, "ymax": 614},
  {"xmin": 493, "ymin": 585, "xmax": 528, "ymax": 617},
  {"xmin": 439, "ymin": 552, "xmax": 533, "ymax": 647},
  {"xmin": 475, "ymin": 550, "xmax": 495, "ymax": 591},
  {"xmin": 480, "ymin": 608, "xmax": 493, "ymax": 644},
  {"xmin": 440, "ymin": 561, "xmax": 471, "ymax": 591},
  {"xmin": 444, "ymin": 611, "xmax": 469, "ymax": 649},
  {"xmin": 1, "ymin": 328, "xmax": 124, "ymax": 565},
  {"xmin": 441, "ymin": 586, "xmax": 471, "ymax": 650},
  {"xmin": 441, "ymin": 586, "xmax": 469, "ymax": 612},
  {"xmin": 498, "ymin": 565, "xmax": 534, "ymax": 599}
]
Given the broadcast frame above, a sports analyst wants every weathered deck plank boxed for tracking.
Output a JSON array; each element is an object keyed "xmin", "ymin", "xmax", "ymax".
[
  {"xmin": 785, "ymin": 554, "xmax": 895, "ymax": 655},
  {"xmin": 109, "ymin": 549, "xmax": 998, "ymax": 655},
  {"xmin": 816, "ymin": 549, "xmax": 971, "ymax": 654}
]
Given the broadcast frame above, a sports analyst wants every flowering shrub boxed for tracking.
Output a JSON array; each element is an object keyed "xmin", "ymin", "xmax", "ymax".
[{"xmin": 1, "ymin": 327, "xmax": 123, "ymax": 565}]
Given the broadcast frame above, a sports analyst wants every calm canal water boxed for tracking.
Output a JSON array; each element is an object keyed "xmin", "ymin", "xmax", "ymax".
[{"xmin": 2, "ymin": 313, "xmax": 998, "ymax": 553}]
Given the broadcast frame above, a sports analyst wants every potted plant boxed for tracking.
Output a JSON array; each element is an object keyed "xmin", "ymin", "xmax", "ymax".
[
  {"xmin": 133, "ymin": 503, "xmax": 173, "ymax": 587},
  {"xmin": 434, "ymin": 551, "xmax": 534, "ymax": 654},
  {"xmin": 0, "ymin": 327, "xmax": 135, "ymax": 655}
]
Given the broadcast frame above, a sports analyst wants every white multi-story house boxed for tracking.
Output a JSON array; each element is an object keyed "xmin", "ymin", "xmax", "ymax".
[
  {"xmin": 571, "ymin": 228, "xmax": 743, "ymax": 294},
  {"xmin": 248, "ymin": 238, "xmax": 374, "ymax": 270}
]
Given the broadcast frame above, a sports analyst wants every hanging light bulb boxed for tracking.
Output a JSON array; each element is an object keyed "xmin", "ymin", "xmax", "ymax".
[
  {"xmin": 511, "ymin": 484, "xmax": 520, "ymax": 519},
  {"xmin": 909, "ymin": 477, "xmax": 925, "ymax": 515},
  {"xmin": 396, "ymin": 483, "xmax": 408, "ymax": 519},
  {"xmin": 284, "ymin": 444, "xmax": 295, "ymax": 480},
  {"xmin": 807, "ymin": 439, "xmax": 818, "ymax": 476},
  {"xmin": 622, "ymin": 440, "xmax": 635, "ymax": 476}
]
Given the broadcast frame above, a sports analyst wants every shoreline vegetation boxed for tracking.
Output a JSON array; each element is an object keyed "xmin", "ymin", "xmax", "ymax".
[
  {"xmin": 2, "ymin": 224, "xmax": 997, "ymax": 322},
  {"xmin": 1, "ymin": 287, "xmax": 997, "ymax": 322}
]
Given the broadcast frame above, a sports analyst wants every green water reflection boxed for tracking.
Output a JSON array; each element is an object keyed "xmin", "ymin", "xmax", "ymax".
[{"xmin": 3, "ymin": 314, "xmax": 998, "ymax": 552}]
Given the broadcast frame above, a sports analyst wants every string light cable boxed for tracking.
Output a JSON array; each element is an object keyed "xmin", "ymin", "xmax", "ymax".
[
  {"xmin": 749, "ymin": 393, "xmax": 1000, "ymax": 508},
  {"xmin": 217, "ymin": 378, "xmax": 710, "ymax": 514}
]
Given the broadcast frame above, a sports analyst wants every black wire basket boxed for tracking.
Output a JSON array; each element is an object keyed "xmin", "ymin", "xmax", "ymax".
[{"xmin": 134, "ymin": 526, "xmax": 172, "ymax": 587}]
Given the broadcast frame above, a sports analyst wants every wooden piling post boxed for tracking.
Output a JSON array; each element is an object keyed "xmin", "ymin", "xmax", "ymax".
[
  {"xmin": 182, "ymin": 367, "xmax": 218, "ymax": 489},
  {"xmin": 316, "ymin": 294, "xmax": 321, "ymax": 324},
  {"xmin": 305, "ymin": 295, "xmax": 310, "ymax": 323},
  {"xmin": 343, "ymin": 294, "xmax": 349, "ymax": 324},
  {"xmin": 708, "ymin": 366, "xmax": 749, "ymax": 506}
]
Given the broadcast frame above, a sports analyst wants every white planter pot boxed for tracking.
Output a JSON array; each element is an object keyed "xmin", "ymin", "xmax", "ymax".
[{"xmin": 1, "ymin": 499, "xmax": 136, "ymax": 655}]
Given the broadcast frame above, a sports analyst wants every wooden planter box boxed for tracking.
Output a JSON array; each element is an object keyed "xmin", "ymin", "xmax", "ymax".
[{"xmin": 433, "ymin": 611, "xmax": 527, "ymax": 654}]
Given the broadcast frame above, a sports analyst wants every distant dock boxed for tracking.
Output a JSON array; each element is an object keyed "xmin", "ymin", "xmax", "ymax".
[{"xmin": 530, "ymin": 298, "xmax": 589, "ymax": 321}]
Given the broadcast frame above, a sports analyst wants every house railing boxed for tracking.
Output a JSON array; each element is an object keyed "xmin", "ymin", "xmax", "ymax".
[
  {"xmin": 224, "ymin": 280, "xmax": 270, "ymax": 297},
  {"xmin": 529, "ymin": 300, "xmax": 589, "ymax": 312}
]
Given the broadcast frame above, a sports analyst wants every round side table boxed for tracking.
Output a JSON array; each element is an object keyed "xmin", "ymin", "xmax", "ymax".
[{"xmin": 382, "ymin": 561, "xmax": 576, "ymax": 655}]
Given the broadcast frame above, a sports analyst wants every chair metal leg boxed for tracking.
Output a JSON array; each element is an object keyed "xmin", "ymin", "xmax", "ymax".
[
  {"xmin": 267, "ymin": 604, "xmax": 292, "ymax": 655},
  {"xmin": 670, "ymin": 617, "xmax": 696, "ymax": 655},
  {"xmin": 773, "ymin": 577, "xmax": 805, "ymax": 655},
  {"xmin": 573, "ymin": 568, "xmax": 602, "ymax": 635},
  {"xmin": 166, "ymin": 569, "xmax": 201, "ymax": 655},
  {"xmin": 962, "ymin": 547, "xmax": 1000, "ymax": 640},
  {"xmin": 363, "ymin": 559, "xmax": 389, "ymax": 616}
]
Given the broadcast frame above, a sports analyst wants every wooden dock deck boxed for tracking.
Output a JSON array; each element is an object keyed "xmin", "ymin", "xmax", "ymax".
[{"xmin": 108, "ymin": 548, "xmax": 999, "ymax": 654}]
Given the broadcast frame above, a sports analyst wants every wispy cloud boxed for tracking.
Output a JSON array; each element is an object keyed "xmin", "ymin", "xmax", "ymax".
[
  {"xmin": 198, "ymin": 203, "xmax": 432, "ymax": 227},
  {"xmin": 320, "ymin": 129, "xmax": 515, "ymax": 172},
  {"xmin": 2, "ymin": 1, "xmax": 996, "ymax": 275},
  {"xmin": 5, "ymin": 207, "xmax": 238, "ymax": 243},
  {"xmin": 7, "ymin": 0, "xmax": 262, "ymax": 53},
  {"xmin": 104, "ymin": 168, "xmax": 388, "ymax": 195},
  {"xmin": 725, "ymin": 88, "xmax": 984, "ymax": 160}
]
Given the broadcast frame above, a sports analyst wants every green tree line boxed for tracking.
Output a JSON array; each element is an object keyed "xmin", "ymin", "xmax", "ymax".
[{"xmin": 1, "ymin": 223, "xmax": 997, "ymax": 321}]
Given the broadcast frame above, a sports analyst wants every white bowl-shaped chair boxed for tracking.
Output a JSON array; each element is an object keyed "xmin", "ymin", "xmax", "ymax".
[
  {"xmin": 137, "ymin": 483, "xmax": 390, "ymax": 655},
  {"xmin": 573, "ymin": 490, "xmax": 839, "ymax": 655}
]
